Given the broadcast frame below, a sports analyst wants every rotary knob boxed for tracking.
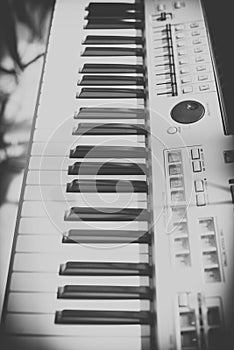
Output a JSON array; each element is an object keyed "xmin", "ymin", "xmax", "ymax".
[{"xmin": 170, "ymin": 100, "xmax": 205, "ymax": 124}]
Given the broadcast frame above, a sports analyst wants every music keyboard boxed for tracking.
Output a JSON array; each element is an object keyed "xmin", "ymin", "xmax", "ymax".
[{"xmin": 1, "ymin": 0, "xmax": 234, "ymax": 349}]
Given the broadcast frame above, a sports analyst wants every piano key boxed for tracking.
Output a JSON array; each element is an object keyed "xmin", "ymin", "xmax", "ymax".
[
  {"xmin": 5, "ymin": 313, "xmax": 150, "ymax": 336},
  {"xmin": 59, "ymin": 262, "xmax": 152, "ymax": 276},
  {"xmin": 15, "ymin": 235, "xmax": 149, "ymax": 255},
  {"xmin": 26, "ymin": 171, "xmax": 147, "ymax": 186},
  {"xmin": 29, "ymin": 157, "xmax": 146, "ymax": 171},
  {"xmin": 77, "ymin": 87, "xmax": 145, "ymax": 99},
  {"xmin": 85, "ymin": 4, "xmax": 143, "ymax": 17},
  {"xmin": 2, "ymin": 335, "xmax": 148, "ymax": 350},
  {"xmin": 85, "ymin": 1, "xmax": 140, "ymax": 10},
  {"xmin": 79, "ymin": 75, "xmax": 144, "ymax": 85},
  {"xmin": 7, "ymin": 292, "xmax": 150, "ymax": 313},
  {"xmin": 83, "ymin": 35, "xmax": 143, "ymax": 45},
  {"xmin": 82, "ymin": 47, "xmax": 144, "ymax": 56},
  {"xmin": 76, "ymin": 97, "xmax": 145, "ymax": 108},
  {"xmin": 62, "ymin": 229, "xmax": 150, "ymax": 244},
  {"xmin": 32, "ymin": 132, "xmax": 145, "ymax": 144},
  {"xmin": 75, "ymin": 107, "xmax": 146, "ymax": 118},
  {"xmin": 65, "ymin": 207, "xmax": 148, "ymax": 221},
  {"xmin": 18, "ymin": 217, "xmax": 148, "ymax": 235},
  {"xmin": 23, "ymin": 185, "xmax": 147, "ymax": 201},
  {"xmin": 10, "ymin": 272, "xmax": 150, "ymax": 292},
  {"xmin": 82, "ymin": 28, "xmax": 141, "ymax": 38},
  {"xmin": 73, "ymin": 123, "xmax": 147, "ymax": 136},
  {"xmin": 68, "ymin": 161, "xmax": 146, "ymax": 175},
  {"xmin": 78, "ymin": 55, "xmax": 143, "ymax": 66},
  {"xmin": 55, "ymin": 310, "xmax": 152, "ymax": 325},
  {"xmin": 69, "ymin": 145, "xmax": 147, "ymax": 159},
  {"xmin": 57, "ymin": 285, "xmax": 152, "ymax": 300},
  {"xmin": 80, "ymin": 63, "xmax": 144, "ymax": 73},
  {"xmin": 66, "ymin": 179, "xmax": 147, "ymax": 193},
  {"xmin": 85, "ymin": 12, "xmax": 143, "ymax": 20},
  {"xmin": 13, "ymin": 252, "xmax": 149, "ymax": 273},
  {"xmin": 21, "ymin": 201, "xmax": 147, "ymax": 219},
  {"xmin": 84, "ymin": 20, "xmax": 143, "ymax": 30}
]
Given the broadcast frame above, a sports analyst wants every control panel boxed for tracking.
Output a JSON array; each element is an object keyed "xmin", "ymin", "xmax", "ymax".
[{"xmin": 145, "ymin": 0, "xmax": 234, "ymax": 349}]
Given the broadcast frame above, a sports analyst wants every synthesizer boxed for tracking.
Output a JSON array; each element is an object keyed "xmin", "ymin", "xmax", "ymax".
[{"xmin": 1, "ymin": 0, "xmax": 233, "ymax": 349}]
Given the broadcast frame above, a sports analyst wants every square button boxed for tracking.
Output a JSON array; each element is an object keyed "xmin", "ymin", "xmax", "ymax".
[
  {"xmin": 179, "ymin": 58, "xmax": 188, "ymax": 65},
  {"xmin": 175, "ymin": 24, "xmax": 185, "ymax": 31},
  {"xmin": 190, "ymin": 22, "xmax": 199, "ymax": 29},
  {"xmin": 196, "ymin": 65, "xmax": 206, "ymax": 71},
  {"xmin": 191, "ymin": 30, "xmax": 200, "ymax": 36},
  {"xmin": 178, "ymin": 49, "xmax": 187, "ymax": 56},
  {"xmin": 194, "ymin": 47, "xmax": 203, "ymax": 53},
  {"xmin": 198, "ymin": 75, "xmax": 208, "ymax": 81},
  {"xmin": 193, "ymin": 39, "xmax": 202, "ymax": 45},
  {"xmin": 194, "ymin": 180, "xmax": 204, "ymax": 192},
  {"xmin": 182, "ymin": 86, "xmax": 193, "ymax": 93},
  {"xmin": 192, "ymin": 160, "xmax": 202, "ymax": 172},
  {"xmin": 196, "ymin": 193, "xmax": 206, "ymax": 206},
  {"xmin": 195, "ymin": 56, "xmax": 205, "ymax": 62},
  {"xmin": 177, "ymin": 41, "xmax": 186, "ymax": 48},
  {"xmin": 176, "ymin": 33, "xmax": 185, "ymax": 39},
  {"xmin": 199, "ymin": 84, "xmax": 209, "ymax": 91},
  {"xmin": 181, "ymin": 76, "xmax": 192, "ymax": 84},
  {"xmin": 168, "ymin": 151, "xmax": 182, "ymax": 163},
  {"xmin": 191, "ymin": 148, "xmax": 200, "ymax": 159},
  {"xmin": 180, "ymin": 67, "xmax": 190, "ymax": 74}
]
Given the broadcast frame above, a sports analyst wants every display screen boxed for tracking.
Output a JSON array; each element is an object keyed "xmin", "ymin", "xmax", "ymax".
[{"xmin": 202, "ymin": 0, "xmax": 234, "ymax": 135}]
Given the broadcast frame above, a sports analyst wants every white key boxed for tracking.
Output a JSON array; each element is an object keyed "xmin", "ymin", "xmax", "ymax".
[
  {"xmin": 15, "ymin": 235, "xmax": 149, "ymax": 255},
  {"xmin": 26, "ymin": 171, "xmax": 146, "ymax": 185},
  {"xmin": 5, "ymin": 314, "xmax": 149, "ymax": 336},
  {"xmin": 21, "ymin": 200, "xmax": 146, "ymax": 217},
  {"xmin": 2, "ymin": 335, "xmax": 147, "ymax": 350},
  {"xmin": 75, "ymin": 98, "xmax": 145, "ymax": 109},
  {"xmin": 18, "ymin": 217, "xmax": 148, "ymax": 234},
  {"xmin": 32, "ymin": 132, "xmax": 145, "ymax": 144},
  {"xmin": 36, "ymin": 117, "xmax": 145, "ymax": 131},
  {"xmin": 13, "ymin": 249, "xmax": 148, "ymax": 272},
  {"xmin": 23, "ymin": 185, "xmax": 147, "ymax": 201},
  {"xmin": 78, "ymin": 56, "xmax": 143, "ymax": 67},
  {"xmin": 81, "ymin": 28, "xmax": 141, "ymax": 38},
  {"xmin": 36, "ymin": 116, "xmax": 145, "ymax": 128},
  {"xmin": 7, "ymin": 293, "xmax": 150, "ymax": 313},
  {"xmin": 10, "ymin": 273, "xmax": 150, "ymax": 292},
  {"xmin": 29, "ymin": 157, "xmax": 146, "ymax": 171}
]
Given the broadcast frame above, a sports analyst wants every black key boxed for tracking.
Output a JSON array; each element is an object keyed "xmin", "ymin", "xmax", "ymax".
[
  {"xmin": 68, "ymin": 161, "xmax": 146, "ymax": 175},
  {"xmin": 55, "ymin": 310, "xmax": 153, "ymax": 325},
  {"xmin": 66, "ymin": 179, "xmax": 148, "ymax": 193},
  {"xmin": 69, "ymin": 146, "xmax": 146, "ymax": 158},
  {"xmin": 59, "ymin": 262, "xmax": 152, "ymax": 276},
  {"xmin": 83, "ymin": 35, "xmax": 143, "ymax": 45},
  {"xmin": 85, "ymin": 3, "xmax": 143, "ymax": 14},
  {"xmin": 77, "ymin": 88, "xmax": 145, "ymax": 99},
  {"xmin": 57, "ymin": 285, "xmax": 152, "ymax": 299},
  {"xmin": 85, "ymin": 19, "xmax": 143, "ymax": 30},
  {"xmin": 79, "ymin": 75, "xmax": 144, "ymax": 86},
  {"xmin": 65, "ymin": 207, "xmax": 148, "ymax": 221},
  {"xmin": 80, "ymin": 63, "xmax": 144, "ymax": 73},
  {"xmin": 62, "ymin": 229, "xmax": 150, "ymax": 244},
  {"xmin": 73, "ymin": 123, "xmax": 147, "ymax": 135},
  {"xmin": 75, "ymin": 107, "xmax": 146, "ymax": 119},
  {"xmin": 82, "ymin": 47, "xmax": 143, "ymax": 56}
]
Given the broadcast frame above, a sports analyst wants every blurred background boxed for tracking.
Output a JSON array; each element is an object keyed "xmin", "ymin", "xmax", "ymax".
[{"xmin": 0, "ymin": 0, "xmax": 55, "ymax": 314}]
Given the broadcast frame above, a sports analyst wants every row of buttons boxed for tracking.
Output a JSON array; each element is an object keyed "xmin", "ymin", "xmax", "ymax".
[
  {"xmin": 190, "ymin": 148, "xmax": 207, "ymax": 206},
  {"xmin": 171, "ymin": 207, "xmax": 191, "ymax": 268},
  {"xmin": 157, "ymin": 1, "xmax": 186, "ymax": 12},
  {"xmin": 174, "ymin": 21, "xmax": 214, "ymax": 95},
  {"xmin": 199, "ymin": 218, "xmax": 222, "ymax": 283}
]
